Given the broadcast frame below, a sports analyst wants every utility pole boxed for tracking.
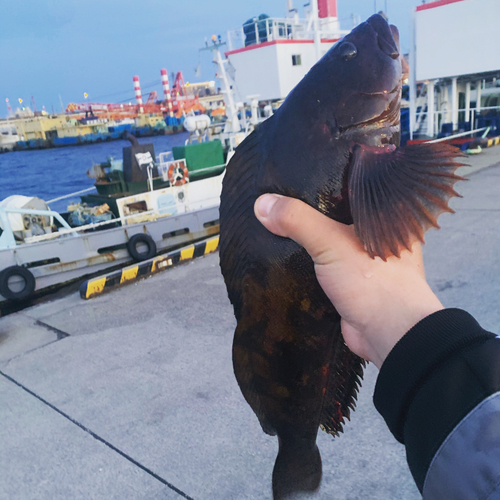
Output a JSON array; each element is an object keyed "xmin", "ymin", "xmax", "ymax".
[
  {"xmin": 200, "ymin": 40, "xmax": 240, "ymax": 134},
  {"xmin": 311, "ymin": 0, "xmax": 321, "ymax": 63}
]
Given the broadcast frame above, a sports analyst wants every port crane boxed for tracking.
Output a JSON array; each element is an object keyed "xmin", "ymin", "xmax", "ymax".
[{"xmin": 66, "ymin": 74, "xmax": 204, "ymax": 120}]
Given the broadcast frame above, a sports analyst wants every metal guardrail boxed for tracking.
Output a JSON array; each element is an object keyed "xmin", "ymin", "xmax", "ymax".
[
  {"xmin": 0, "ymin": 205, "xmax": 180, "ymax": 249},
  {"xmin": 428, "ymin": 127, "xmax": 488, "ymax": 144},
  {"xmin": 0, "ymin": 206, "xmax": 77, "ymax": 250},
  {"xmin": 413, "ymin": 105, "xmax": 500, "ymax": 137},
  {"xmin": 226, "ymin": 16, "xmax": 348, "ymax": 52},
  {"xmin": 46, "ymin": 187, "xmax": 96, "ymax": 204}
]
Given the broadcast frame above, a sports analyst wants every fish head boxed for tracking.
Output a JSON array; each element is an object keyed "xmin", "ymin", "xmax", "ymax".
[
  {"xmin": 264, "ymin": 14, "xmax": 404, "ymax": 222},
  {"xmin": 301, "ymin": 13, "xmax": 403, "ymax": 146}
]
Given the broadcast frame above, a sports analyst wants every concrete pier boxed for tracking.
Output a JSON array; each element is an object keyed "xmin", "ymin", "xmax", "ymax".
[{"xmin": 1, "ymin": 149, "xmax": 500, "ymax": 499}]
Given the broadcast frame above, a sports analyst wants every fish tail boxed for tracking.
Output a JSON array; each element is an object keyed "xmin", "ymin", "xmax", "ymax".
[{"xmin": 272, "ymin": 436, "xmax": 322, "ymax": 499}]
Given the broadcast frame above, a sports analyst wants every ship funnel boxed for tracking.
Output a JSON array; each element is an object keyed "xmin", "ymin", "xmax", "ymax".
[
  {"xmin": 133, "ymin": 75, "xmax": 144, "ymax": 114},
  {"xmin": 317, "ymin": 0, "xmax": 339, "ymax": 34},
  {"xmin": 317, "ymin": 0, "xmax": 337, "ymax": 18},
  {"xmin": 161, "ymin": 69, "xmax": 174, "ymax": 118}
]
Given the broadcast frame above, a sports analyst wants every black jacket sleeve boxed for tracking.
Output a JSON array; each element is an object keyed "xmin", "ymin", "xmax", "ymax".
[{"xmin": 373, "ymin": 308, "xmax": 500, "ymax": 496}]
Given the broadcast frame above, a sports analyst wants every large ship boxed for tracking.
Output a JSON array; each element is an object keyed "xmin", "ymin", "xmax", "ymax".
[
  {"xmin": 225, "ymin": 0, "xmax": 349, "ymax": 103},
  {"xmin": 406, "ymin": 0, "xmax": 500, "ymax": 144}
]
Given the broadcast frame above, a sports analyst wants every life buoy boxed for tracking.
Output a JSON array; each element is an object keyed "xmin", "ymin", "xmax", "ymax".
[
  {"xmin": 0, "ymin": 265, "xmax": 36, "ymax": 301},
  {"xmin": 167, "ymin": 161, "xmax": 189, "ymax": 186},
  {"xmin": 126, "ymin": 233, "xmax": 157, "ymax": 262}
]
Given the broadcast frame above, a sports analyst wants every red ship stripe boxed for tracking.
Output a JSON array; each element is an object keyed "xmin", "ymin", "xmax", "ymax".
[
  {"xmin": 225, "ymin": 38, "xmax": 340, "ymax": 56},
  {"xmin": 416, "ymin": 0, "xmax": 465, "ymax": 12}
]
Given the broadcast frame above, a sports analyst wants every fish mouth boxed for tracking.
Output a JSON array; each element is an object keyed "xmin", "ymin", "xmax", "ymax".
[
  {"xmin": 361, "ymin": 87, "xmax": 401, "ymax": 131},
  {"xmin": 367, "ymin": 14, "xmax": 400, "ymax": 60},
  {"xmin": 360, "ymin": 81, "xmax": 401, "ymax": 98},
  {"xmin": 336, "ymin": 82, "xmax": 402, "ymax": 136}
]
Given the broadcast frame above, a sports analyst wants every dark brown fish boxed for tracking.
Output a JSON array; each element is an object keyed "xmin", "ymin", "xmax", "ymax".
[{"xmin": 220, "ymin": 14, "xmax": 464, "ymax": 499}]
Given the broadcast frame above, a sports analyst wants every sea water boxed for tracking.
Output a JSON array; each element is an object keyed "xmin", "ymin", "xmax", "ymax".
[{"xmin": 0, "ymin": 132, "xmax": 191, "ymax": 213}]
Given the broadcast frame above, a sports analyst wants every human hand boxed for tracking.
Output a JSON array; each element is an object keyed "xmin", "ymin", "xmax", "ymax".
[{"xmin": 254, "ymin": 194, "xmax": 444, "ymax": 369}]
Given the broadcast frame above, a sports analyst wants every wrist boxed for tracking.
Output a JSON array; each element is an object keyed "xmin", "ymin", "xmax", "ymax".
[{"xmin": 368, "ymin": 289, "xmax": 443, "ymax": 369}]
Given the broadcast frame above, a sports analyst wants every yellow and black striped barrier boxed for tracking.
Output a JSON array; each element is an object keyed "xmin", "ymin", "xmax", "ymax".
[
  {"xmin": 487, "ymin": 137, "xmax": 500, "ymax": 148},
  {"xmin": 467, "ymin": 136, "xmax": 500, "ymax": 152},
  {"xmin": 80, "ymin": 236, "xmax": 220, "ymax": 300}
]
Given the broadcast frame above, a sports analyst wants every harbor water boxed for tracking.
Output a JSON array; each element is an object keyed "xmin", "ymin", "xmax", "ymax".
[{"xmin": 0, "ymin": 132, "xmax": 191, "ymax": 213}]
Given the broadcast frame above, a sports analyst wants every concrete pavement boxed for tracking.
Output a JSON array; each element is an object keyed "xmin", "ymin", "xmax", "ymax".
[{"xmin": 1, "ymin": 150, "xmax": 500, "ymax": 500}]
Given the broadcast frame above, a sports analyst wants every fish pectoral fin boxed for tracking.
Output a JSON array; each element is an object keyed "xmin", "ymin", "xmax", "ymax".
[{"xmin": 348, "ymin": 143, "xmax": 467, "ymax": 260}]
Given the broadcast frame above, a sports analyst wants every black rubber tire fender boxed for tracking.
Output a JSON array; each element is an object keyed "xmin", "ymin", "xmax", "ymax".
[
  {"xmin": 0, "ymin": 265, "xmax": 36, "ymax": 301},
  {"xmin": 126, "ymin": 233, "xmax": 157, "ymax": 262}
]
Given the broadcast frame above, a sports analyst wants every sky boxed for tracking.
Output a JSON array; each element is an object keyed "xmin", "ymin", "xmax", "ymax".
[{"xmin": 0, "ymin": 0, "xmax": 425, "ymax": 117}]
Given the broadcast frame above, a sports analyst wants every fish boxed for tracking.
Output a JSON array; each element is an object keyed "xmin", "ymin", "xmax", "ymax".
[{"xmin": 219, "ymin": 14, "xmax": 465, "ymax": 499}]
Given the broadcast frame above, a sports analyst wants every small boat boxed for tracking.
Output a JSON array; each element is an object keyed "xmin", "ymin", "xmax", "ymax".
[
  {"xmin": 0, "ymin": 125, "xmax": 20, "ymax": 153},
  {"xmin": 0, "ymin": 139, "xmax": 225, "ymax": 303},
  {"xmin": 0, "ymin": 40, "xmax": 262, "ymax": 305}
]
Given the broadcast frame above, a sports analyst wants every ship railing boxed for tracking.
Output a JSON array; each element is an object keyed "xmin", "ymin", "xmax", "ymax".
[
  {"xmin": 46, "ymin": 187, "xmax": 96, "ymax": 204},
  {"xmin": 0, "ymin": 206, "xmax": 77, "ymax": 250},
  {"xmin": 226, "ymin": 16, "xmax": 347, "ymax": 52},
  {"xmin": 427, "ymin": 128, "xmax": 489, "ymax": 144},
  {"xmin": 0, "ymin": 206, "xmax": 162, "ymax": 249},
  {"xmin": 0, "ymin": 197, "xmax": 222, "ymax": 249},
  {"xmin": 412, "ymin": 105, "xmax": 500, "ymax": 138}
]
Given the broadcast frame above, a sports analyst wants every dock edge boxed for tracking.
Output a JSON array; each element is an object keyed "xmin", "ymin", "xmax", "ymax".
[{"xmin": 79, "ymin": 236, "xmax": 220, "ymax": 300}]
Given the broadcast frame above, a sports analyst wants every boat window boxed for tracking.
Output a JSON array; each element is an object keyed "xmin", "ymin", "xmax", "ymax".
[
  {"xmin": 124, "ymin": 201, "xmax": 148, "ymax": 215},
  {"xmin": 203, "ymin": 220, "xmax": 219, "ymax": 228},
  {"xmin": 97, "ymin": 243, "xmax": 127, "ymax": 254},
  {"xmin": 292, "ymin": 55, "xmax": 302, "ymax": 66},
  {"xmin": 25, "ymin": 257, "xmax": 61, "ymax": 268},
  {"xmin": 163, "ymin": 228, "xmax": 189, "ymax": 239}
]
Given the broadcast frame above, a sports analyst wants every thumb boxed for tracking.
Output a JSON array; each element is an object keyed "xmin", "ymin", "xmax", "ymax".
[{"xmin": 254, "ymin": 194, "xmax": 361, "ymax": 265}]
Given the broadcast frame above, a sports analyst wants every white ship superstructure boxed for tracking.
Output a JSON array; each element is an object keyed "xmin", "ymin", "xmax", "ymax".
[
  {"xmin": 410, "ymin": 0, "xmax": 500, "ymax": 139},
  {"xmin": 225, "ymin": 0, "xmax": 350, "ymax": 102}
]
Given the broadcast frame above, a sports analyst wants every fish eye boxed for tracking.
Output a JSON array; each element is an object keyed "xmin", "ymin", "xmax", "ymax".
[{"xmin": 339, "ymin": 42, "xmax": 357, "ymax": 61}]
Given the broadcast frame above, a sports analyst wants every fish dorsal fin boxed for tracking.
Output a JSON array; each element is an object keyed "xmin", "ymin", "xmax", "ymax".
[{"xmin": 348, "ymin": 143, "xmax": 467, "ymax": 260}]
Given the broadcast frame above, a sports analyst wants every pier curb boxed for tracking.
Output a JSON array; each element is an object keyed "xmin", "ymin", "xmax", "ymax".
[
  {"xmin": 486, "ymin": 137, "xmax": 500, "ymax": 148},
  {"xmin": 80, "ymin": 236, "xmax": 219, "ymax": 300}
]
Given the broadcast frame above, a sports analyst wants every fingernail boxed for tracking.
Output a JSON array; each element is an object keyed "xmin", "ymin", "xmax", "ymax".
[{"xmin": 255, "ymin": 194, "xmax": 280, "ymax": 218}]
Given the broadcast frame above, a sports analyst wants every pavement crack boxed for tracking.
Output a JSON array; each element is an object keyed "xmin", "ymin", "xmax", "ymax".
[
  {"xmin": 0, "ymin": 370, "xmax": 195, "ymax": 500},
  {"xmin": 2, "ymin": 338, "xmax": 63, "ymax": 366},
  {"xmin": 35, "ymin": 320, "xmax": 70, "ymax": 339}
]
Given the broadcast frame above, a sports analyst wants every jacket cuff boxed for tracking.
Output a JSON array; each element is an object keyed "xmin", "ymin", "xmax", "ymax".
[
  {"xmin": 373, "ymin": 308, "xmax": 491, "ymax": 442},
  {"xmin": 373, "ymin": 308, "xmax": 497, "ymax": 491}
]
